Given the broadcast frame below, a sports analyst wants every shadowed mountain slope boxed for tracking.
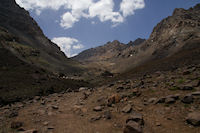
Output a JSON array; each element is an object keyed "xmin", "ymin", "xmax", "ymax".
[{"xmin": 0, "ymin": 0, "xmax": 84, "ymax": 74}]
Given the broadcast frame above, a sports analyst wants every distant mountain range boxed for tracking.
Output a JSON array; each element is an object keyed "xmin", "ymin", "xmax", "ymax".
[{"xmin": 74, "ymin": 3, "xmax": 200, "ymax": 74}]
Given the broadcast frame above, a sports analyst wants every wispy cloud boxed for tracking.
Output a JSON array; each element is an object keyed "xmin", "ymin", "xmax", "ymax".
[
  {"xmin": 16, "ymin": 0, "xmax": 145, "ymax": 29},
  {"xmin": 52, "ymin": 37, "xmax": 84, "ymax": 57}
]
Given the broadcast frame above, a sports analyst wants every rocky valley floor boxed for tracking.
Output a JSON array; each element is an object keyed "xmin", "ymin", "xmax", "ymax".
[{"xmin": 0, "ymin": 64, "xmax": 200, "ymax": 133}]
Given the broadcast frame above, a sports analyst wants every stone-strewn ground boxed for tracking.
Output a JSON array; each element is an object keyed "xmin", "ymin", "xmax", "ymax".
[{"xmin": 0, "ymin": 64, "xmax": 200, "ymax": 133}]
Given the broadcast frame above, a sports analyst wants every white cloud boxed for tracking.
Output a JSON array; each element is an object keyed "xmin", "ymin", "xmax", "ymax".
[
  {"xmin": 52, "ymin": 37, "xmax": 84, "ymax": 57},
  {"xmin": 89, "ymin": 0, "xmax": 124, "ymax": 23},
  {"xmin": 120, "ymin": 0, "xmax": 145, "ymax": 17},
  {"xmin": 60, "ymin": 12, "xmax": 78, "ymax": 29},
  {"xmin": 16, "ymin": 0, "xmax": 145, "ymax": 29},
  {"xmin": 16, "ymin": 0, "xmax": 68, "ymax": 13}
]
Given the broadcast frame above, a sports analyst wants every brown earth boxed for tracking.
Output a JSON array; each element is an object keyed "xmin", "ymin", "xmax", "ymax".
[{"xmin": 0, "ymin": 64, "xmax": 200, "ymax": 133}]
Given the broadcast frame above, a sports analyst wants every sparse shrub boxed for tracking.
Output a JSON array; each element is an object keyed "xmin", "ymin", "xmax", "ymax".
[
  {"xmin": 164, "ymin": 104, "xmax": 170, "ymax": 107},
  {"xmin": 149, "ymin": 89, "xmax": 156, "ymax": 93},
  {"xmin": 184, "ymin": 104, "xmax": 190, "ymax": 108},
  {"xmin": 177, "ymin": 79, "xmax": 185, "ymax": 84},
  {"xmin": 169, "ymin": 86, "xmax": 179, "ymax": 91}
]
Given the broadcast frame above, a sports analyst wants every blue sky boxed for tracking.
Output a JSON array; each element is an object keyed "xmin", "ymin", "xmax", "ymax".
[{"xmin": 16, "ymin": 0, "xmax": 200, "ymax": 57}]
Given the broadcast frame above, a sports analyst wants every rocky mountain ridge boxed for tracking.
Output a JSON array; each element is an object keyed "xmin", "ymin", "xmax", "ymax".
[{"xmin": 74, "ymin": 4, "xmax": 200, "ymax": 74}]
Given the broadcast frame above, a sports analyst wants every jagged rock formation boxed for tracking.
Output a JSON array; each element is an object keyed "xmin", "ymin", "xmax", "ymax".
[{"xmin": 74, "ymin": 4, "xmax": 200, "ymax": 74}]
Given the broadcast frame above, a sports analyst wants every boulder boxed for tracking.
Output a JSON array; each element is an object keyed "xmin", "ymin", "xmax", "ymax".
[
  {"xmin": 179, "ymin": 85, "xmax": 193, "ymax": 90},
  {"xmin": 107, "ymin": 94, "xmax": 121, "ymax": 106},
  {"xmin": 124, "ymin": 121, "xmax": 142, "ymax": 133},
  {"xmin": 148, "ymin": 98, "xmax": 157, "ymax": 104},
  {"xmin": 126, "ymin": 112, "xmax": 144, "ymax": 125},
  {"xmin": 186, "ymin": 112, "xmax": 200, "ymax": 126},
  {"xmin": 182, "ymin": 95, "xmax": 193, "ymax": 104}
]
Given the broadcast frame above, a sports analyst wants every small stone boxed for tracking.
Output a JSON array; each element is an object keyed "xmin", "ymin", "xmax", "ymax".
[
  {"xmin": 90, "ymin": 115, "xmax": 101, "ymax": 122},
  {"xmin": 165, "ymin": 97, "xmax": 176, "ymax": 104},
  {"xmin": 124, "ymin": 121, "xmax": 142, "ymax": 133},
  {"xmin": 43, "ymin": 121, "xmax": 49, "ymax": 126},
  {"xmin": 52, "ymin": 105, "xmax": 59, "ymax": 110},
  {"xmin": 148, "ymin": 98, "xmax": 157, "ymax": 104},
  {"xmin": 93, "ymin": 106, "xmax": 102, "ymax": 112},
  {"xmin": 182, "ymin": 95, "xmax": 193, "ymax": 104},
  {"xmin": 79, "ymin": 87, "xmax": 88, "ymax": 91},
  {"xmin": 122, "ymin": 104, "xmax": 132, "ymax": 113},
  {"xmin": 156, "ymin": 122, "xmax": 161, "ymax": 126},
  {"xmin": 186, "ymin": 112, "xmax": 200, "ymax": 126},
  {"xmin": 47, "ymin": 126, "xmax": 54, "ymax": 130},
  {"xmin": 22, "ymin": 129, "xmax": 38, "ymax": 133},
  {"xmin": 11, "ymin": 121, "xmax": 23, "ymax": 129},
  {"xmin": 41, "ymin": 100, "xmax": 45, "ymax": 105}
]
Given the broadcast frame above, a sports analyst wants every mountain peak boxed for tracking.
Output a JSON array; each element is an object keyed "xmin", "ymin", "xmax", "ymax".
[
  {"xmin": 128, "ymin": 38, "xmax": 146, "ymax": 46},
  {"xmin": 112, "ymin": 40, "xmax": 120, "ymax": 44}
]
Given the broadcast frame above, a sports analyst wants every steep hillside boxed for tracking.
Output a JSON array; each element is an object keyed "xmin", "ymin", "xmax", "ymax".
[
  {"xmin": 120, "ymin": 3, "xmax": 200, "ymax": 77},
  {"xmin": 0, "ymin": 0, "xmax": 83, "ymax": 74},
  {"xmin": 0, "ymin": 0, "xmax": 91, "ymax": 105}
]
